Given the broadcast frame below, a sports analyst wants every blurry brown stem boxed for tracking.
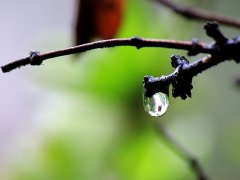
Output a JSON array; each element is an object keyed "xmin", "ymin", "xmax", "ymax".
[
  {"xmin": 155, "ymin": 122, "xmax": 208, "ymax": 180},
  {"xmin": 154, "ymin": 0, "xmax": 240, "ymax": 28}
]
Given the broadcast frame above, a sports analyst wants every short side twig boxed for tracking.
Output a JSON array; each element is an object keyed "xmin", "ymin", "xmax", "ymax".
[
  {"xmin": 1, "ymin": 37, "xmax": 210, "ymax": 73},
  {"xmin": 155, "ymin": 121, "xmax": 208, "ymax": 180},
  {"xmin": 153, "ymin": 0, "xmax": 240, "ymax": 28}
]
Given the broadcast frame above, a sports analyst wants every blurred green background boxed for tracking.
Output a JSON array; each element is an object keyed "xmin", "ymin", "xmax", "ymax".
[{"xmin": 1, "ymin": 0, "xmax": 240, "ymax": 179}]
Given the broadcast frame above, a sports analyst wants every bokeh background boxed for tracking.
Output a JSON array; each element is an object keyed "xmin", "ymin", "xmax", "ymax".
[{"xmin": 1, "ymin": 0, "xmax": 240, "ymax": 179}]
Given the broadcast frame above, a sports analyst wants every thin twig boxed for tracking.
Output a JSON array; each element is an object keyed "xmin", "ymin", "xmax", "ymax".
[
  {"xmin": 1, "ymin": 37, "xmax": 210, "ymax": 73},
  {"xmin": 155, "ymin": 121, "xmax": 208, "ymax": 180},
  {"xmin": 153, "ymin": 0, "xmax": 240, "ymax": 28}
]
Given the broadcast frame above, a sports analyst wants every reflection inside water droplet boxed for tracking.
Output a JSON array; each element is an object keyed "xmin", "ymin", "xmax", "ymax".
[{"xmin": 143, "ymin": 91, "xmax": 169, "ymax": 117}]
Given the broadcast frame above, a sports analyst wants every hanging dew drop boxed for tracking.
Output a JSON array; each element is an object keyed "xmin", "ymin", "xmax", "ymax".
[{"xmin": 143, "ymin": 91, "xmax": 169, "ymax": 117}]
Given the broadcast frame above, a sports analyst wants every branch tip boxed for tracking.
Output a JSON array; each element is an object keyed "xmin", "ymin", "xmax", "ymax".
[
  {"xmin": 171, "ymin": 55, "xmax": 189, "ymax": 68},
  {"xmin": 204, "ymin": 21, "xmax": 228, "ymax": 43}
]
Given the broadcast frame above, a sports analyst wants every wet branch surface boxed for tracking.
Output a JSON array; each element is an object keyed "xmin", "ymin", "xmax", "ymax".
[{"xmin": 154, "ymin": 0, "xmax": 240, "ymax": 28}]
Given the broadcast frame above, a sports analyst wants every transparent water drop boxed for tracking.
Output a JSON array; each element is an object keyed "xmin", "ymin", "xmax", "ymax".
[{"xmin": 143, "ymin": 91, "xmax": 169, "ymax": 117}]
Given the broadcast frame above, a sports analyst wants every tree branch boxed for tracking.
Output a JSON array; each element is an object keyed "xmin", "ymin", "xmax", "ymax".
[
  {"xmin": 155, "ymin": 121, "xmax": 208, "ymax": 180},
  {"xmin": 144, "ymin": 22, "xmax": 240, "ymax": 99},
  {"xmin": 1, "ymin": 37, "xmax": 210, "ymax": 73},
  {"xmin": 153, "ymin": 0, "xmax": 240, "ymax": 28},
  {"xmin": 2, "ymin": 22, "xmax": 240, "ymax": 100},
  {"xmin": 2, "ymin": 21, "xmax": 240, "ymax": 101}
]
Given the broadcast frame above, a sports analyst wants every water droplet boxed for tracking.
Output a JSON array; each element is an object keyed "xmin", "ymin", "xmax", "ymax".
[{"xmin": 143, "ymin": 91, "xmax": 169, "ymax": 117}]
